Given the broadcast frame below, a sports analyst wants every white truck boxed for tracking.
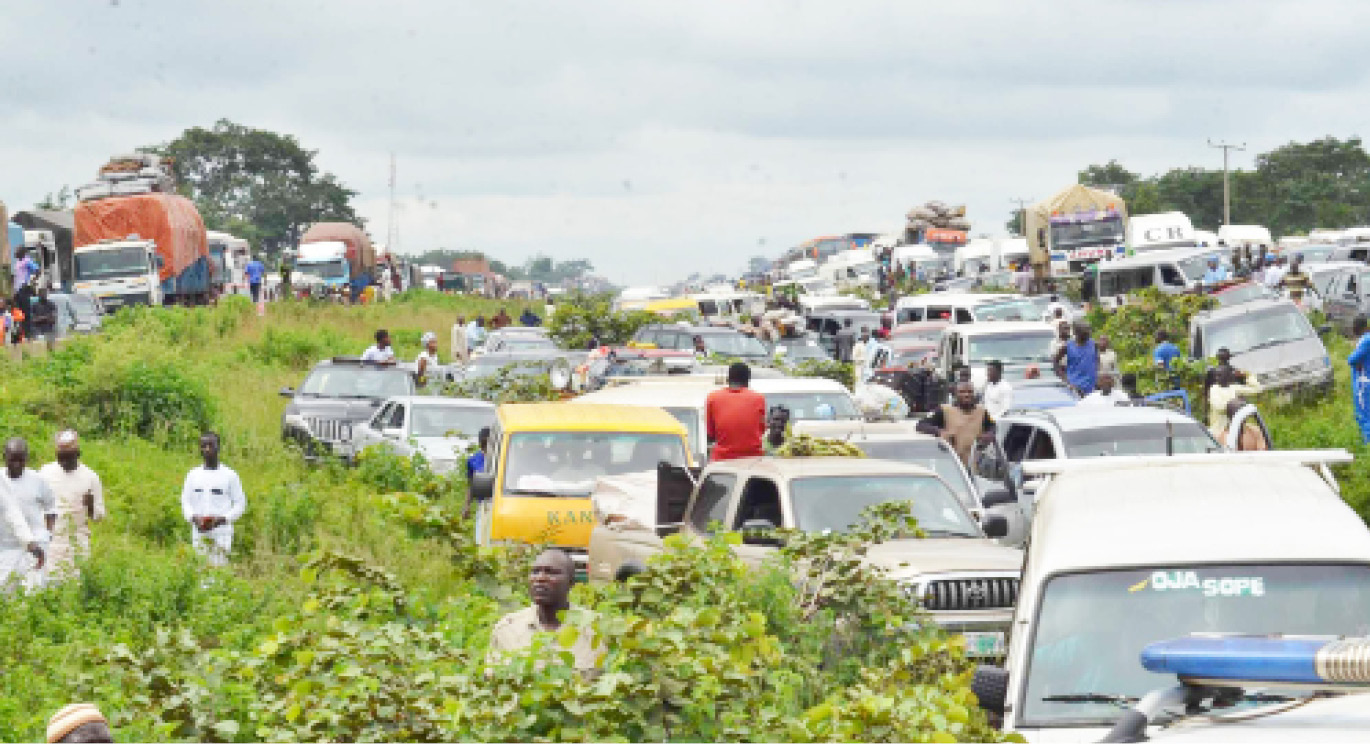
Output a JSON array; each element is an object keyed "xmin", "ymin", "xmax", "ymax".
[
  {"xmin": 1127, "ymin": 211, "xmax": 1197, "ymax": 253},
  {"xmin": 71, "ymin": 239, "xmax": 165, "ymax": 309},
  {"xmin": 969, "ymin": 451, "xmax": 1370, "ymax": 741},
  {"xmin": 294, "ymin": 241, "xmax": 351, "ymax": 296}
]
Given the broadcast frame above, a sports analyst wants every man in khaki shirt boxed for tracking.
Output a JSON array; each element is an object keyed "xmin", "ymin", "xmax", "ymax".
[{"xmin": 489, "ymin": 548, "xmax": 602, "ymax": 673}]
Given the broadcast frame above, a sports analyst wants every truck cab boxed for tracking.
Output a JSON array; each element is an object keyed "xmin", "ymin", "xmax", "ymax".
[
  {"xmin": 72, "ymin": 239, "xmax": 163, "ymax": 312},
  {"xmin": 294, "ymin": 240, "xmax": 351, "ymax": 296},
  {"xmin": 971, "ymin": 452, "xmax": 1370, "ymax": 741}
]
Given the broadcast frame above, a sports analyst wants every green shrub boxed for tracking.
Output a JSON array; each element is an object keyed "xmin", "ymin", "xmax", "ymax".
[{"xmin": 547, "ymin": 293, "xmax": 655, "ymax": 349}]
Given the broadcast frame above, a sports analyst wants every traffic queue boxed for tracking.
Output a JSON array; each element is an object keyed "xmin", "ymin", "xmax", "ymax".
[{"xmin": 265, "ymin": 235, "xmax": 1370, "ymax": 741}]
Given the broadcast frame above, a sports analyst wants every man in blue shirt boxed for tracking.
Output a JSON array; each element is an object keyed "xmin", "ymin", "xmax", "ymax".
[
  {"xmin": 1054, "ymin": 321, "xmax": 1099, "ymax": 395},
  {"xmin": 1153, "ymin": 330, "xmax": 1182, "ymax": 369},
  {"xmin": 244, "ymin": 257, "xmax": 266, "ymax": 302},
  {"xmin": 1348, "ymin": 317, "xmax": 1370, "ymax": 444},
  {"xmin": 1201, "ymin": 258, "xmax": 1230, "ymax": 287},
  {"xmin": 466, "ymin": 427, "xmax": 490, "ymax": 482}
]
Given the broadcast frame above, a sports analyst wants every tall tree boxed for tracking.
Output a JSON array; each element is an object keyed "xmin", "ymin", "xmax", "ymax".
[
  {"xmin": 144, "ymin": 119, "xmax": 360, "ymax": 254},
  {"xmin": 1078, "ymin": 160, "xmax": 1138, "ymax": 189}
]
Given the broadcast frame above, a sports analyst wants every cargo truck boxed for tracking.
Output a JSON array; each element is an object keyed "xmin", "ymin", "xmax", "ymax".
[
  {"xmin": 1026, "ymin": 184, "xmax": 1128, "ymax": 278},
  {"xmin": 298, "ymin": 222, "xmax": 375, "ymax": 300},
  {"xmin": 72, "ymin": 193, "xmax": 209, "ymax": 311},
  {"xmin": 206, "ymin": 230, "xmax": 250, "ymax": 296}
]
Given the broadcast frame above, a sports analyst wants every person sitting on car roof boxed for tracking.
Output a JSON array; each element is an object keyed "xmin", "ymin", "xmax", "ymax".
[{"xmin": 361, "ymin": 329, "xmax": 397, "ymax": 365}]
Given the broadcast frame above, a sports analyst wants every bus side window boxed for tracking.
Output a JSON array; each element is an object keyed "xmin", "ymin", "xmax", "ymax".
[{"xmin": 1160, "ymin": 264, "xmax": 1185, "ymax": 286}]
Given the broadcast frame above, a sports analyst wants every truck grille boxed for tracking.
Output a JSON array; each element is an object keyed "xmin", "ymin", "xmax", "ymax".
[
  {"xmin": 306, "ymin": 417, "xmax": 352, "ymax": 444},
  {"xmin": 922, "ymin": 578, "xmax": 1018, "ymax": 611}
]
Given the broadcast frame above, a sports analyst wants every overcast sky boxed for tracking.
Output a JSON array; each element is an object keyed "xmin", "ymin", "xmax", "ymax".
[{"xmin": 3, "ymin": 0, "xmax": 1367, "ymax": 284}]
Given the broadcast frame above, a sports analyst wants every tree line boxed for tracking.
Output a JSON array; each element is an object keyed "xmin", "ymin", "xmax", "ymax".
[{"xmin": 1070, "ymin": 136, "xmax": 1370, "ymax": 236}]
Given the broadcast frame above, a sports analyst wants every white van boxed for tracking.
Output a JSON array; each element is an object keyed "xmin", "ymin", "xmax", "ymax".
[
  {"xmin": 972, "ymin": 451, "xmax": 1370, "ymax": 741},
  {"xmin": 1218, "ymin": 224, "xmax": 1274, "ymax": 248},
  {"xmin": 935, "ymin": 321, "xmax": 1057, "ymax": 390},
  {"xmin": 894, "ymin": 293, "xmax": 1022, "ymax": 324},
  {"xmin": 1094, "ymin": 245, "xmax": 1229, "ymax": 305},
  {"xmin": 1127, "ymin": 212, "xmax": 1196, "ymax": 253}
]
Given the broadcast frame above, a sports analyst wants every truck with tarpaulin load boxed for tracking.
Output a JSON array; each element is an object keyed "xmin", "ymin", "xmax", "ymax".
[
  {"xmin": 297, "ymin": 222, "xmax": 375, "ymax": 301},
  {"xmin": 72, "ymin": 193, "xmax": 209, "ymax": 311},
  {"xmin": 1026, "ymin": 184, "xmax": 1128, "ymax": 280}
]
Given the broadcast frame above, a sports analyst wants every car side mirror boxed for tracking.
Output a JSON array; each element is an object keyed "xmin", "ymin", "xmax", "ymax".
[
  {"xmin": 279, "ymin": 387, "xmax": 295, "ymax": 397},
  {"xmin": 981, "ymin": 513, "xmax": 1009, "ymax": 539},
  {"xmin": 1319, "ymin": 324, "xmax": 1333, "ymax": 336},
  {"xmin": 980, "ymin": 488, "xmax": 1016, "ymax": 509},
  {"xmin": 971, "ymin": 665, "xmax": 1009, "ymax": 715},
  {"xmin": 470, "ymin": 471, "xmax": 495, "ymax": 501},
  {"xmin": 739, "ymin": 519, "xmax": 782, "ymax": 546}
]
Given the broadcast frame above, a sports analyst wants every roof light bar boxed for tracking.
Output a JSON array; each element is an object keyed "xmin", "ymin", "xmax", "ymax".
[{"xmin": 1142, "ymin": 635, "xmax": 1370, "ymax": 686}]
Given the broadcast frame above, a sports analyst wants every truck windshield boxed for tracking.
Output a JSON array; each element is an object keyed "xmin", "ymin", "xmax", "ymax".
[
  {"xmin": 849, "ymin": 439, "xmax": 976, "ymax": 508},
  {"xmin": 503, "ymin": 431, "xmax": 687, "ymax": 497},
  {"xmin": 74, "ymin": 246, "xmax": 150, "ymax": 280},
  {"xmin": 296, "ymin": 260, "xmax": 347, "ymax": 280},
  {"xmin": 1021, "ymin": 564, "xmax": 1370, "ymax": 727},
  {"xmin": 1202, "ymin": 306, "xmax": 1314, "ymax": 357},
  {"xmin": 1050, "ymin": 216, "xmax": 1124, "ymax": 251},
  {"xmin": 789, "ymin": 475, "xmax": 977, "ymax": 536},
  {"xmin": 967, "ymin": 332, "xmax": 1055, "ymax": 363}
]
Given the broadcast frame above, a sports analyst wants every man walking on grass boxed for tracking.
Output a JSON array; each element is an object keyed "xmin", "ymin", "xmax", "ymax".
[
  {"xmin": 39, "ymin": 430, "xmax": 104, "ymax": 582},
  {"xmin": 4, "ymin": 437, "xmax": 54, "ymax": 589}
]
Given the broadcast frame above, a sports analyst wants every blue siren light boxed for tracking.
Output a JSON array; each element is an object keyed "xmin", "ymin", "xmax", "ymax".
[{"xmin": 1141, "ymin": 635, "xmax": 1370, "ymax": 686}]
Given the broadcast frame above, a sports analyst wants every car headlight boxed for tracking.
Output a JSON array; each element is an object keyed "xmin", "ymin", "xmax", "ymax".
[
  {"xmin": 549, "ymin": 358, "xmax": 572, "ymax": 391},
  {"xmin": 283, "ymin": 413, "xmax": 308, "ymax": 431}
]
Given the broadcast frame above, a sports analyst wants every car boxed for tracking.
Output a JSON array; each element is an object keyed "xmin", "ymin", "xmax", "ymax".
[
  {"xmin": 586, "ymin": 456, "xmax": 1023, "ymax": 657},
  {"xmin": 771, "ymin": 334, "xmax": 831, "ymax": 363},
  {"xmin": 469, "ymin": 403, "xmax": 693, "ymax": 574},
  {"xmin": 971, "ymin": 451, "xmax": 1370, "ymax": 739},
  {"xmin": 889, "ymin": 320, "xmax": 951, "ymax": 345},
  {"xmin": 51, "ymin": 292, "xmax": 104, "ymax": 336},
  {"xmin": 803, "ymin": 310, "xmax": 885, "ymax": 357},
  {"xmin": 894, "ymin": 293, "xmax": 1020, "ymax": 325},
  {"xmin": 351, "ymin": 396, "xmax": 496, "ymax": 474},
  {"xmin": 980, "ymin": 406, "xmax": 1225, "ymax": 505},
  {"xmin": 935, "ymin": 321, "xmax": 1057, "ymax": 391},
  {"xmin": 1305, "ymin": 260, "xmax": 1365, "ymax": 312},
  {"xmin": 474, "ymin": 327, "xmax": 557, "ymax": 356},
  {"xmin": 751, "ymin": 376, "xmax": 862, "ymax": 422},
  {"xmin": 1317, "ymin": 265, "xmax": 1370, "ymax": 333},
  {"xmin": 1208, "ymin": 280, "xmax": 1272, "ymax": 308},
  {"xmin": 628, "ymin": 323, "xmax": 772, "ymax": 362},
  {"xmin": 1188, "ymin": 298, "xmax": 1333, "ymax": 395},
  {"xmin": 280, "ymin": 358, "xmax": 416, "ymax": 459},
  {"xmin": 791, "ymin": 419, "xmax": 1028, "ymax": 544},
  {"xmin": 572, "ymin": 347, "xmax": 700, "ymax": 393},
  {"xmin": 459, "ymin": 348, "xmax": 583, "ymax": 390}
]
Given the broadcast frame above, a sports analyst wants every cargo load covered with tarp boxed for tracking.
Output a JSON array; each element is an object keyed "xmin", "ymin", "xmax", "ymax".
[
  {"xmin": 74, "ymin": 193, "xmax": 208, "ymax": 283},
  {"xmin": 300, "ymin": 222, "xmax": 375, "ymax": 284},
  {"xmin": 1025, "ymin": 184, "xmax": 1127, "ymax": 273}
]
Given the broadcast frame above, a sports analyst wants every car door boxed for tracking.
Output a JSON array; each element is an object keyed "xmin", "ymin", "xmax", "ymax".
[
  {"xmin": 356, "ymin": 403, "xmax": 391, "ymax": 453},
  {"xmin": 967, "ymin": 437, "xmax": 1028, "ymax": 547},
  {"xmin": 729, "ymin": 476, "xmax": 785, "ymax": 568},
  {"xmin": 1324, "ymin": 273, "xmax": 1355, "ymax": 327},
  {"xmin": 1225, "ymin": 405, "xmax": 1274, "ymax": 452}
]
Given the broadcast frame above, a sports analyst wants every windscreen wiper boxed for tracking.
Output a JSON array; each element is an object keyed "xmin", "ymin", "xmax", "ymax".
[
  {"xmin": 505, "ymin": 489, "xmax": 577, "ymax": 498},
  {"xmin": 1041, "ymin": 693, "xmax": 1138, "ymax": 706}
]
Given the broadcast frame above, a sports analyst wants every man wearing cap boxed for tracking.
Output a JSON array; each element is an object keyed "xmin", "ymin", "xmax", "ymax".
[
  {"xmin": 38, "ymin": 430, "xmax": 105, "ymax": 581},
  {"xmin": 415, "ymin": 331, "xmax": 441, "ymax": 386},
  {"xmin": 46, "ymin": 703, "xmax": 112, "ymax": 743},
  {"xmin": 705, "ymin": 362, "xmax": 766, "ymax": 461}
]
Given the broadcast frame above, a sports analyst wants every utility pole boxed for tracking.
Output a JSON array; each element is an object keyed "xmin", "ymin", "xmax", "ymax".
[
  {"xmin": 1207, "ymin": 139, "xmax": 1246, "ymax": 226},
  {"xmin": 385, "ymin": 152, "xmax": 398, "ymax": 254},
  {"xmin": 1009, "ymin": 197, "xmax": 1033, "ymax": 236}
]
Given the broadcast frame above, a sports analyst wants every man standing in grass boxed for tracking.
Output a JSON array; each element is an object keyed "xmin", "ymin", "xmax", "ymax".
[
  {"xmin": 1348, "ymin": 316, "xmax": 1370, "ymax": 444},
  {"xmin": 489, "ymin": 548, "xmax": 602, "ymax": 675},
  {"xmin": 0, "ymin": 472, "xmax": 43, "ymax": 588},
  {"xmin": 452, "ymin": 316, "xmax": 469, "ymax": 364},
  {"xmin": 4, "ymin": 437, "xmax": 54, "ymax": 589},
  {"xmin": 39, "ymin": 430, "xmax": 104, "ymax": 582},
  {"xmin": 181, "ymin": 432, "xmax": 246, "ymax": 567}
]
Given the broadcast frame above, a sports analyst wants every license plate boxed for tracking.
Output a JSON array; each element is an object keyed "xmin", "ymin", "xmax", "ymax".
[{"xmin": 960, "ymin": 631, "xmax": 1006, "ymax": 657}]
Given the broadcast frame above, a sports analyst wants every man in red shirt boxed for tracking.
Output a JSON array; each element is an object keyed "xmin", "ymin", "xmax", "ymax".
[{"xmin": 705, "ymin": 363, "xmax": 766, "ymax": 461}]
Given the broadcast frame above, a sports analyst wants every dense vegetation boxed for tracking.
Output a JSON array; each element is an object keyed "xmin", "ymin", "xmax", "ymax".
[{"xmin": 0, "ymin": 292, "xmax": 1011, "ymax": 742}]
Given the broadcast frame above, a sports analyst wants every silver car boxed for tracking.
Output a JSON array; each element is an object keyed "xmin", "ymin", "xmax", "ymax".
[
  {"xmin": 350, "ymin": 396, "xmax": 496, "ymax": 475},
  {"xmin": 1189, "ymin": 298, "xmax": 1333, "ymax": 395}
]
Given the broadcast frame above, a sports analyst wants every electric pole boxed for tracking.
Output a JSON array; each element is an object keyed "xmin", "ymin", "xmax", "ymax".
[
  {"xmin": 1010, "ymin": 197, "xmax": 1033, "ymax": 236},
  {"xmin": 1207, "ymin": 139, "xmax": 1246, "ymax": 226}
]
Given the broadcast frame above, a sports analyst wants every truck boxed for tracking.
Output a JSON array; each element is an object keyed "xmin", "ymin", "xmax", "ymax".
[
  {"xmin": 72, "ymin": 193, "xmax": 210, "ymax": 310},
  {"xmin": 1026, "ymin": 184, "xmax": 1128, "ymax": 278},
  {"xmin": 1127, "ymin": 211, "xmax": 1197, "ymax": 253},
  {"xmin": 206, "ymin": 230, "xmax": 250, "ymax": 296},
  {"xmin": 298, "ymin": 223, "xmax": 375, "ymax": 300}
]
